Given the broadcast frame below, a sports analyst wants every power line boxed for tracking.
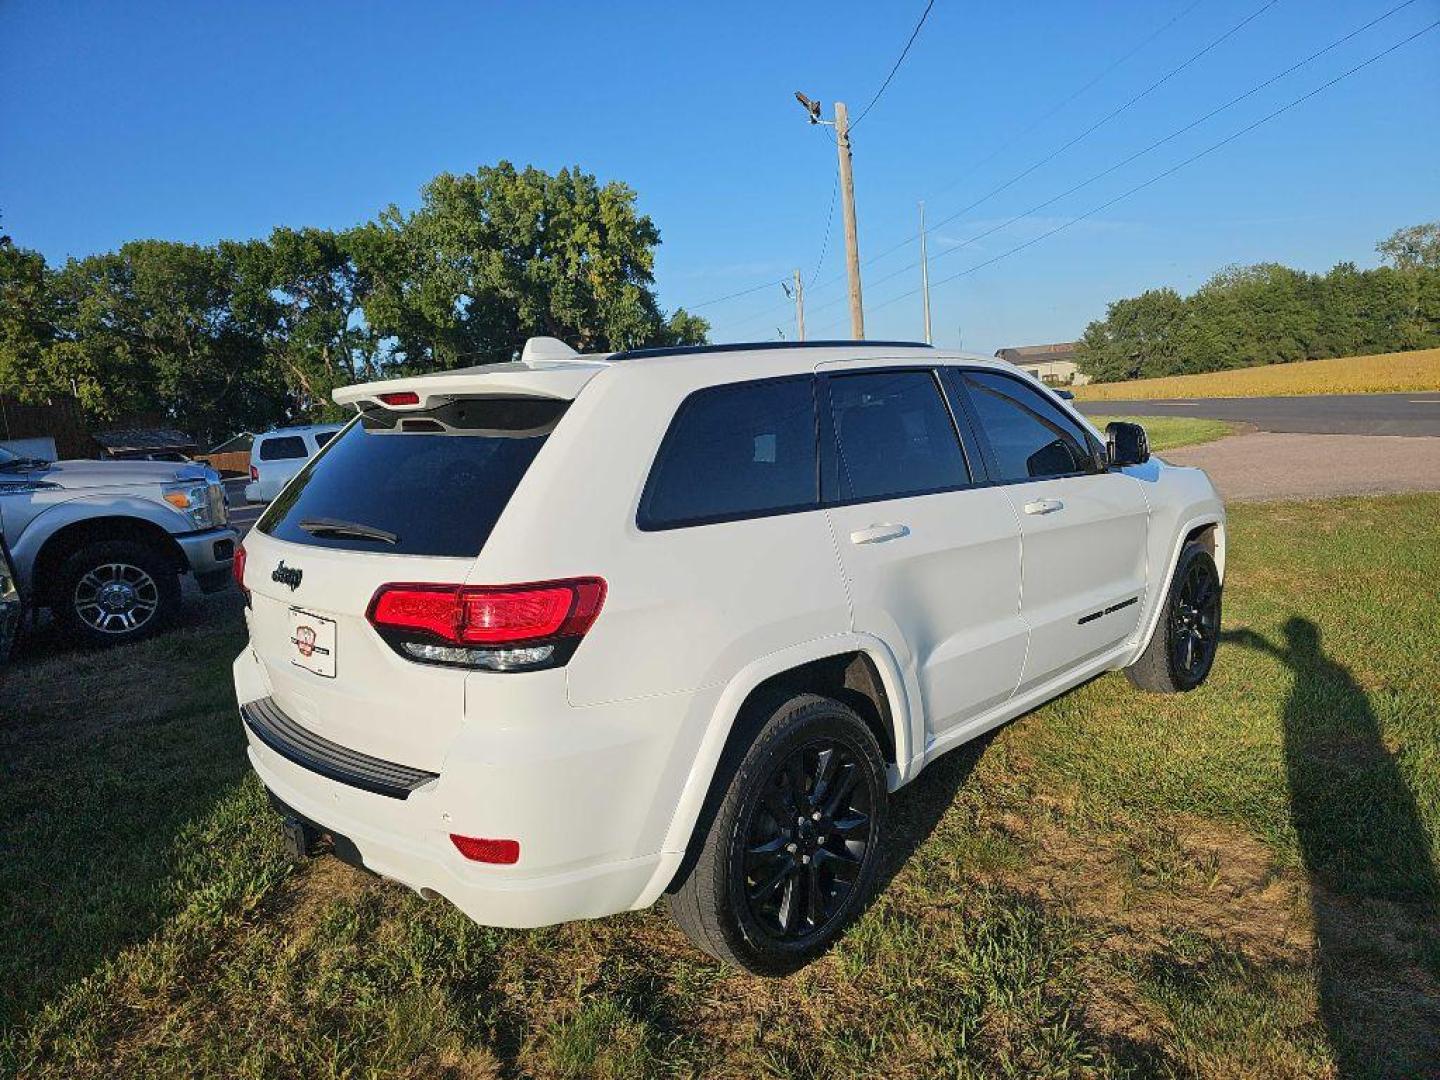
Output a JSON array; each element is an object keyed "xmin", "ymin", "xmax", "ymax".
[
  {"xmin": 851, "ymin": 0, "xmax": 937, "ymax": 129},
  {"xmin": 809, "ymin": 175, "xmax": 839, "ymax": 288},
  {"xmin": 684, "ymin": 277, "xmax": 788, "ymax": 311},
  {"xmin": 808, "ymin": 0, "xmax": 1278, "ymax": 306},
  {"xmin": 807, "ymin": 0, "xmax": 1414, "ymax": 321},
  {"xmin": 852, "ymin": 18, "xmax": 1440, "ymax": 323}
]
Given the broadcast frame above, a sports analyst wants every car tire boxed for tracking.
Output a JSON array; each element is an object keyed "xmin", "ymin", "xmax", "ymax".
[
  {"xmin": 1124, "ymin": 541, "xmax": 1222, "ymax": 694},
  {"xmin": 53, "ymin": 539, "xmax": 180, "ymax": 647},
  {"xmin": 668, "ymin": 691, "xmax": 888, "ymax": 975}
]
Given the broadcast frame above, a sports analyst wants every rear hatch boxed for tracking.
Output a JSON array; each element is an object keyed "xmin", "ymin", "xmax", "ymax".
[{"xmin": 241, "ymin": 366, "xmax": 598, "ymax": 772}]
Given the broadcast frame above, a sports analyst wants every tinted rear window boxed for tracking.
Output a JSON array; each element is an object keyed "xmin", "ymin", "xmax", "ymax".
[
  {"xmin": 825, "ymin": 370, "xmax": 970, "ymax": 501},
  {"xmin": 259, "ymin": 435, "xmax": 308, "ymax": 461},
  {"xmin": 639, "ymin": 377, "xmax": 817, "ymax": 529},
  {"xmin": 257, "ymin": 397, "xmax": 567, "ymax": 557}
]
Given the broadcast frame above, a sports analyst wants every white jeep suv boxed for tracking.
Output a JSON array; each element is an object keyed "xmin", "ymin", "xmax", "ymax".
[{"xmin": 233, "ymin": 338, "xmax": 1224, "ymax": 974}]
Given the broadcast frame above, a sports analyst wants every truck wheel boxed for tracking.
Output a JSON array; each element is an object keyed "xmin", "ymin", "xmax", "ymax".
[
  {"xmin": 668, "ymin": 692, "xmax": 888, "ymax": 975},
  {"xmin": 53, "ymin": 540, "xmax": 180, "ymax": 647},
  {"xmin": 1125, "ymin": 542, "xmax": 1222, "ymax": 694}
]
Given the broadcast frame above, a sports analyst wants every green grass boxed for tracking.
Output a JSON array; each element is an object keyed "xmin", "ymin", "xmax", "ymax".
[
  {"xmin": 1087, "ymin": 415, "xmax": 1238, "ymax": 453},
  {"xmin": 4, "ymin": 495, "xmax": 1439, "ymax": 1078}
]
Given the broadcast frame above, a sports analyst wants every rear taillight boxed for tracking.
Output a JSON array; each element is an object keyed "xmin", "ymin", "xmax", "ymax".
[
  {"xmin": 232, "ymin": 543, "xmax": 249, "ymax": 603},
  {"xmin": 367, "ymin": 577, "xmax": 606, "ymax": 671},
  {"xmin": 250, "ymin": 464, "xmax": 259, "ymax": 482}
]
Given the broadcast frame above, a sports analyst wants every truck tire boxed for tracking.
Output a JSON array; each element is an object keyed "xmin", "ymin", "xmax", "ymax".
[
  {"xmin": 53, "ymin": 539, "xmax": 180, "ymax": 647},
  {"xmin": 668, "ymin": 692, "xmax": 888, "ymax": 975},
  {"xmin": 1125, "ymin": 542, "xmax": 1222, "ymax": 694}
]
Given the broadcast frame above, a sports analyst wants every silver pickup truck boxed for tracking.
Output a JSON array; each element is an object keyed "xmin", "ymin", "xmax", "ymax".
[{"xmin": 0, "ymin": 444, "xmax": 238, "ymax": 646}]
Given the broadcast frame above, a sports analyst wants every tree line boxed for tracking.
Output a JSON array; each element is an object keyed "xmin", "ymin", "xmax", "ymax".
[
  {"xmin": 0, "ymin": 162, "xmax": 708, "ymax": 444},
  {"xmin": 1076, "ymin": 222, "xmax": 1440, "ymax": 383}
]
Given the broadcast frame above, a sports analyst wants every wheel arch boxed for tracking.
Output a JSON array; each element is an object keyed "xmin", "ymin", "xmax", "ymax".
[
  {"xmin": 1129, "ymin": 512, "xmax": 1226, "ymax": 664},
  {"xmin": 30, "ymin": 514, "xmax": 187, "ymax": 607},
  {"xmin": 641, "ymin": 635, "xmax": 912, "ymax": 905}
]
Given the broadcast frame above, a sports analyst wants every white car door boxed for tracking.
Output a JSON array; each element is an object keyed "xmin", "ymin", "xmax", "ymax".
[
  {"xmin": 820, "ymin": 366, "xmax": 1028, "ymax": 743},
  {"xmin": 949, "ymin": 369, "xmax": 1149, "ymax": 692}
]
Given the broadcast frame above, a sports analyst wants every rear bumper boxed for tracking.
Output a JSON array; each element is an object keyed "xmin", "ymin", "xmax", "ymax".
[{"xmin": 233, "ymin": 646, "xmax": 687, "ymax": 928}]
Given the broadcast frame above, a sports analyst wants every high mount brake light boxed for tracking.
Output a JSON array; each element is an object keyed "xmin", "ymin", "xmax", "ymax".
[
  {"xmin": 367, "ymin": 578, "xmax": 606, "ymax": 671},
  {"xmin": 378, "ymin": 391, "xmax": 420, "ymax": 406}
]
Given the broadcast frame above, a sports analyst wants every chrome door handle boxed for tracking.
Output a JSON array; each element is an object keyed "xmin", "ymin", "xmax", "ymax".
[
  {"xmin": 850, "ymin": 523, "xmax": 911, "ymax": 545},
  {"xmin": 1023, "ymin": 498, "xmax": 1064, "ymax": 515}
]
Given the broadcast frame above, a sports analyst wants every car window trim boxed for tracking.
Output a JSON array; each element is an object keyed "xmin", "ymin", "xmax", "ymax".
[
  {"xmin": 945, "ymin": 367, "xmax": 1105, "ymax": 486},
  {"xmin": 635, "ymin": 373, "xmax": 823, "ymax": 533}
]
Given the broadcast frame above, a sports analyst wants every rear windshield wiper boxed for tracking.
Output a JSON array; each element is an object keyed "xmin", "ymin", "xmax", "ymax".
[{"xmin": 298, "ymin": 517, "xmax": 399, "ymax": 544}]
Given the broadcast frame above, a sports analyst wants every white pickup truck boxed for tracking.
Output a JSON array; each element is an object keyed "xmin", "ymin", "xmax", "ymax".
[{"xmin": 0, "ymin": 445, "xmax": 238, "ymax": 645}]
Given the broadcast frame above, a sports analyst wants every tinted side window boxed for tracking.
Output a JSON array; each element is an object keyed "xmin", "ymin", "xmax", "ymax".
[
  {"xmin": 826, "ymin": 370, "xmax": 969, "ymax": 502},
  {"xmin": 258, "ymin": 435, "xmax": 308, "ymax": 461},
  {"xmin": 961, "ymin": 371, "xmax": 1096, "ymax": 481},
  {"xmin": 313, "ymin": 430, "xmax": 337, "ymax": 449},
  {"xmin": 640, "ymin": 377, "xmax": 817, "ymax": 529}
]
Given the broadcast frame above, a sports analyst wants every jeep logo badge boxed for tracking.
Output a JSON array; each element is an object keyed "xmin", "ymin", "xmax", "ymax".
[{"xmin": 272, "ymin": 560, "xmax": 303, "ymax": 591}]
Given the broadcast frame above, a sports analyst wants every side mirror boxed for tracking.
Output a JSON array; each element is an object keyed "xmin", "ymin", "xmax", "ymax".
[
  {"xmin": 1054, "ymin": 388, "xmax": 1075, "ymax": 400},
  {"xmin": 1106, "ymin": 421, "xmax": 1150, "ymax": 467}
]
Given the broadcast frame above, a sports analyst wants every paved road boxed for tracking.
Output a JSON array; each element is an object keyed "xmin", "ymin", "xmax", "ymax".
[
  {"xmin": 1163, "ymin": 432, "xmax": 1440, "ymax": 502},
  {"xmin": 1077, "ymin": 392, "xmax": 1440, "ymax": 436}
]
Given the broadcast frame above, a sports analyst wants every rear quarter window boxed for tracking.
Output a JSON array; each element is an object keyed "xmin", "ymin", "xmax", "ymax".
[
  {"xmin": 257, "ymin": 397, "xmax": 568, "ymax": 557},
  {"xmin": 639, "ymin": 376, "xmax": 818, "ymax": 529},
  {"xmin": 258, "ymin": 435, "xmax": 309, "ymax": 461}
]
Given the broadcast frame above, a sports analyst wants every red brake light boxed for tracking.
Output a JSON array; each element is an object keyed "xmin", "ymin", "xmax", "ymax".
[
  {"xmin": 367, "ymin": 578, "xmax": 606, "ymax": 668},
  {"xmin": 450, "ymin": 834, "xmax": 519, "ymax": 864},
  {"xmin": 378, "ymin": 391, "xmax": 420, "ymax": 406},
  {"xmin": 232, "ymin": 544, "xmax": 248, "ymax": 595}
]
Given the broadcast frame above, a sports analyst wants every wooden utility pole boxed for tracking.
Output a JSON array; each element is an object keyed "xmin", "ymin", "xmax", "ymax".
[
  {"xmin": 792, "ymin": 268, "xmax": 806, "ymax": 341},
  {"xmin": 834, "ymin": 101, "xmax": 865, "ymax": 339},
  {"xmin": 919, "ymin": 201, "xmax": 933, "ymax": 344}
]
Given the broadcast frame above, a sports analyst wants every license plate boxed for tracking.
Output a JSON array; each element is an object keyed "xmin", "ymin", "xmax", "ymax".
[{"xmin": 289, "ymin": 607, "xmax": 337, "ymax": 678}]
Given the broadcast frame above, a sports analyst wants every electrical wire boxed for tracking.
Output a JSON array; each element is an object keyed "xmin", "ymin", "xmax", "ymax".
[
  {"xmin": 806, "ymin": 0, "xmax": 1420, "ymax": 316},
  {"xmin": 849, "ymin": 18, "xmax": 1440, "ymax": 323},
  {"xmin": 851, "ymin": 0, "xmax": 938, "ymax": 129},
  {"xmin": 808, "ymin": 0, "xmax": 1279, "ymax": 304}
]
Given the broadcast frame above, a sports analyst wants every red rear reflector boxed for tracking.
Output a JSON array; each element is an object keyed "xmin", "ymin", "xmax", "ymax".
[
  {"xmin": 232, "ymin": 543, "xmax": 248, "ymax": 592},
  {"xmin": 450, "ymin": 834, "xmax": 519, "ymax": 864},
  {"xmin": 368, "ymin": 578, "xmax": 606, "ymax": 646},
  {"xmin": 378, "ymin": 391, "xmax": 420, "ymax": 406}
]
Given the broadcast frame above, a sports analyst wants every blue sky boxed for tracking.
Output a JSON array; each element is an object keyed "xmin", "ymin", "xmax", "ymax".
[{"xmin": 3, "ymin": 0, "xmax": 1437, "ymax": 354}]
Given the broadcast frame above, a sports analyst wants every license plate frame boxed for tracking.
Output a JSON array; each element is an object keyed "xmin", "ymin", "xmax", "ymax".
[{"xmin": 288, "ymin": 607, "xmax": 337, "ymax": 679}]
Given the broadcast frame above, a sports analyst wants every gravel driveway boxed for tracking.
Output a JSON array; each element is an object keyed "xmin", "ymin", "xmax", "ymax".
[{"xmin": 1162, "ymin": 432, "xmax": 1440, "ymax": 502}]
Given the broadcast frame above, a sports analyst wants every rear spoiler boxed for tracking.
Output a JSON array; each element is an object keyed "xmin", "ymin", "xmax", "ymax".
[{"xmin": 333, "ymin": 339, "xmax": 610, "ymax": 412}]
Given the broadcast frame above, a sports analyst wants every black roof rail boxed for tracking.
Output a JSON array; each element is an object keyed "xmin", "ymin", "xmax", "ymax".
[{"xmin": 608, "ymin": 339, "xmax": 935, "ymax": 362}]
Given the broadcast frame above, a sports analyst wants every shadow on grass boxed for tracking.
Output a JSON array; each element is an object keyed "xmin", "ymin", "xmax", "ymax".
[{"xmin": 1224, "ymin": 619, "xmax": 1439, "ymax": 1078}]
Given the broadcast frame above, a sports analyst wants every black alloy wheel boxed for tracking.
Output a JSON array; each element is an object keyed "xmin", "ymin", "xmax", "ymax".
[
  {"xmin": 667, "ymin": 692, "xmax": 888, "ymax": 975},
  {"xmin": 1169, "ymin": 554, "xmax": 1220, "ymax": 686},
  {"xmin": 737, "ymin": 739, "xmax": 875, "ymax": 944}
]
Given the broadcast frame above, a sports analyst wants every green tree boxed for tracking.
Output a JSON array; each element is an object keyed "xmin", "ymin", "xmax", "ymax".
[
  {"xmin": 226, "ymin": 227, "xmax": 379, "ymax": 420},
  {"xmin": 46, "ymin": 241, "xmax": 279, "ymax": 442},
  {"xmin": 1377, "ymin": 222, "xmax": 1440, "ymax": 271},
  {"xmin": 354, "ymin": 162, "xmax": 706, "ymax": 368},
  {"xmin": 0, "ymin": 234, "xmax": 57, "ymax": 401}
]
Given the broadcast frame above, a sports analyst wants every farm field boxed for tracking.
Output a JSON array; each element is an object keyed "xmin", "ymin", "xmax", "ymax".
[
  {"xmin": 3, "ymin": 495, "xmax": 1438, "ymax": 1079},
  {"xmin": 1075, "ymin": 347, "xmax": 1440, "ymax": 401}
]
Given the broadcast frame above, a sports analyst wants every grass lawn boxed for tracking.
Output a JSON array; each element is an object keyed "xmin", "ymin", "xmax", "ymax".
[
  {"xmin": 1087, "ymin": 415, "xmax": 1238, "ymax": 453},
  {"xmin": 4, "ymin": 495, "xmax": 1438, "ymax": 1079},
  {"xmin": 1075, "ymin": 347, "xmax": 1440, "ymax": 401}
]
